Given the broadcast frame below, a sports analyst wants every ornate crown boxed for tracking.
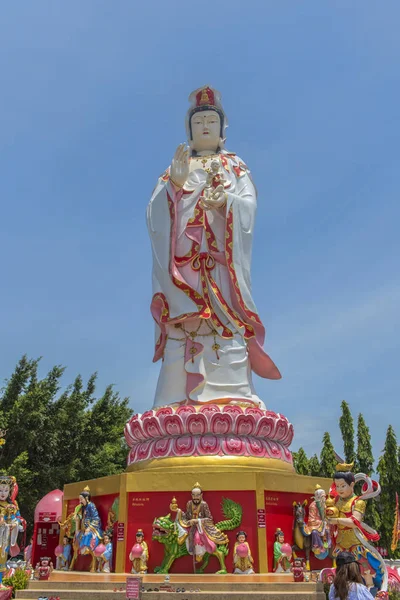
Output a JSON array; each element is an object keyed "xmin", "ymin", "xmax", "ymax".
[
  {"xmin": 196, "ymin": 86, "xmax": 216, "ymax": 108},
  {"xmin": 192, "ymin": 482, "xmax": 202, "ymax": 492},
  {"xmin": 0, "ymin": 475, "xmax": 15, "ymax": 487}
]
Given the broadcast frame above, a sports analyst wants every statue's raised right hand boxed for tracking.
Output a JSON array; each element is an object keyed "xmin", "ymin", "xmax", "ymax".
[{"xmin": 170, "ymin": 144, "xmax": 190, "ymax": 188}]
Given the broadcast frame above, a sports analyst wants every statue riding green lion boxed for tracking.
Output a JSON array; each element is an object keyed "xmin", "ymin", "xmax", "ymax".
[{"xmin": 152, "ymin": 497, "xmax": 242, "ymax": 574}]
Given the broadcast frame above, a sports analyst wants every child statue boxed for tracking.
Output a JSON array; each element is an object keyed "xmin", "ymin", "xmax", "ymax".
[
  {"xmin": 129, "ymin": 530, "xmax": 149, "ymax": 574},
  {"xmin": 97, "ymin": 533, "xmax": 113, "ymax": 573},
  {"xmin": 273, "ymin": 528, "xmax": 292, "ymax": 573},
  {"xmin": 233, "ymin": 531, "xmax": 254, "ymax": 574},
  {"xmin": 55, "ymin": 535, "xmax": 72, "ymax": 571}
]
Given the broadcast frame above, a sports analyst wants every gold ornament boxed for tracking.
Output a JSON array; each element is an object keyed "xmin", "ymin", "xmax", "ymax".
[
  {"xmin": 335, "ymin": 462, "xmax": 354, "ymax": 472},
  {"xmin": 169, "ymin": 497, "xmax": 179, "ymax": 512}
]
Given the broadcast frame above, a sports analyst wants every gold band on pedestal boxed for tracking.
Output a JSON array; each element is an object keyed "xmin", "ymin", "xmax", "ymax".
[{"xmin": 126, "ymin": 455, "xmax": 295, "ymax": 474}]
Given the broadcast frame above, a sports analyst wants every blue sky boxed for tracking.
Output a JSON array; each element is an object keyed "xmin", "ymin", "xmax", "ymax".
[{"xmin": 1, "ymin": 2, "xmax": 399, "ymax": 464}]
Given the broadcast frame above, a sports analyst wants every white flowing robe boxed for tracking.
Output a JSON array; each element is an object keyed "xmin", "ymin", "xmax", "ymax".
[{"xmin": 147, "ymin": 151, "xmax": 280, "ymax": 409}]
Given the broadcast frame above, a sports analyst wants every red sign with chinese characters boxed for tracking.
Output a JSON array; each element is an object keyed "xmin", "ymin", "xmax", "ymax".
[{"xmin": 126, "ymin": 576, "xmax": 141, "ymax": 600}]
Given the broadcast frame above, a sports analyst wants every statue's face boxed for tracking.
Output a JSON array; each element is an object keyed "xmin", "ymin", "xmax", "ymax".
[
  {"xmin": 63, "ymin": 536, "xmax": 68, "ymax": 545},
  {"xmin": 315, "ymin": 490, "xmax": 326, "ymax": 503},
  {"xmin": 237, "ymin": 534, "xmax": 246, "ymax": 543},
  {"xmin": 190, "ymin": 110, "xmax": 221, "ymax": 153},
  {"xmin": 136, "ymin": 534, "xmax": 144, "ymax": 543},
  {"xmin": 79, "ymin": 494, "xmax": 88, "ymax": 506},
  {"xmin": 191, "ymin": 490, "xmax": 202, "ymax": 505},
  {"xmin": 335, "ymin": 478, "xmax": 354, "ymax": 499},
  {"xmin": 278, "ymin": 533, "xmax": 284, "ymax": 543},
  {"xmin": 0, "ymin": 484, "xmax": 10, "ymax": 501},
  {"xmin": 104, "ymin": 535, "xmax": 110, "ymax": 545}
]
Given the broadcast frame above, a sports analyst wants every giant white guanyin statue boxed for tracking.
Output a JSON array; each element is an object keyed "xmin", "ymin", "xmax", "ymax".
[{"xmin": 147, "ymin": 86, "xmax": 281, "ymax": 410}]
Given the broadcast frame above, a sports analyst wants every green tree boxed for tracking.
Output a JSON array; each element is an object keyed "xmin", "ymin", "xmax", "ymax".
[
  {"xmin": 0, "ymin": 356, "xmax": 132, "ymax": 534},
  {"xmin": 339, "ymin": 400, "xmax": 355, "ymax": 464},
  {"xmin": 356, "ymin": 413, "xmax": 373, "ymax": 475},
  {"xmin": 293, "ymin": 447, "xmax": 309, "ymax": 475},
  {"xmin": 377, "ymin": 425, "xmax": 400, "ymax": 556},
  {"xmin": 355, "ymin": 413, "xmax": 380, "ymax": 531},
  {"xmin": 308, "ymin": 454, "xmax": 322, "ymax": 477},
  {"xmin": 320, "ymin": 432, "xmax": 337, "ymax": 478}
]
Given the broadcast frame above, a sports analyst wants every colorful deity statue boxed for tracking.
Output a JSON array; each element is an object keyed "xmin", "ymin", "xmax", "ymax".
[
  {"xmin": 153, "ymin": 494, "xmax": 242, "ymax": 574},
  {"xmin": 55, "ymin": 535, "xmax": 72, "ymax": 571},
  {"xmin": 273, "ymin": 528, "xmax": 292, "ymax": 573},
  {"xmin": 147, "ymin": 85, "xmax": 280, "ymax": 411},
  {"xmin": 304, "ymin": 485, "xmax": 331, "ymax": 560},
  {"xmin": 97, "ymin": 533, "xmax": 113, "ymax": 573},
  {"xmin": 66, "ymin": 486, "xmax": 103, "ymax": 572},
  {"xmin": 0, "ymin": 475, "xmax": 25, "ymax": 586},
  {"xmin": 129, "ymin": 530, "xmax": 148, "ymax": 574},
  {"xmin": 233, "ymin": 531, "xmax": 254, "ymax": 574},
  {"xmin": 174, "ymin": 483, "xmax": 229, "ymax": 567},
  {"xmin": 327, "ymin": 462, "xmax": 388, "ymax": 593}
]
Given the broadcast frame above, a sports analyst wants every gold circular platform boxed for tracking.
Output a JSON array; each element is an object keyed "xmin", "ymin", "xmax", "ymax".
[{"xmin": 126, "ymin": 454, "xmax": 294, "ymax": 473}]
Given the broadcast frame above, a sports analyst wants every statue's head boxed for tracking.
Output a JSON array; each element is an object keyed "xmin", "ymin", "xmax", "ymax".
[
  {"xmin": 103, "ymin": 533, "xmax": 111, "ymax": 545},
  {"xmin": 0, "ymin": 476, "xmax": 15, "ymax": 502},
  {"xmin": 314, "ymin": 485, "xmax": 326, "ymax": 503},
  {"xmin": 333, "ymin": 465, "xmax": 355, "ymax": 499},
  {"xmin": 79, "ymin": 486, "xmax": 91, "ymax": 506},
  {"xmin": 62, "ymin": 535, "xmax": 69, "ymax": 545},
  {"xmin": 275, "ymin": 528, "xmax": 284, "ymax": 543},
  {"xmin": 186, "ymin": 86, "xmax": 227, "ymax": 155},
  {"xmin": 0, "ymin": 483, "xmax": 10, "ymax": 502},
  {"xmin": 236, "ymin": 530, "xmax": 247, "ymax": 543},
  {"xmin": 191, "ymin": 482, "xmax": 203, "ymax": 505},
  {"xmin": 136, "ymin": 529, "xmax": 144, "ymax": 542}
]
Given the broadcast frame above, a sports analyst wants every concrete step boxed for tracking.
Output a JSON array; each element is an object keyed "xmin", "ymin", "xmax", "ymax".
[
  {"xmin": 17, "ymin": 591, "xmax": 325, "ymax": 600},
  {"xmin": 26, "ymin": 580, "xmax": 321, "ymax": 592},
  {"xmin": 16, "ymin": 586, "xmax": 326, "ymax": 600}
]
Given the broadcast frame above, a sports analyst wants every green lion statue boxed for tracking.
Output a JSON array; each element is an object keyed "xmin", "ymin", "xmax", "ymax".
[{"xmin": 152, "ymin": 488, "xmax": 243, "ymax": 574}]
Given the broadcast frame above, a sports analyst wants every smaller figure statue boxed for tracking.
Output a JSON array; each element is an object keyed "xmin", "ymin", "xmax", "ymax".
[
  {"xmin": 307, "ymin": 485, "xmax": 331, "ymax": 559},
  {"xmin": 175, "ymin": 483, "xmax": 229, "ymax": 568},
  {"xmin": 55, "ymin": 536, "xmax": 72, "ymax": 571},
  {"xmin": 67, "ymin": 486, "xmax": 103, "ymax": 572},
  {"xmin": 292, "ymin": 557, "xmax": 305, "ymax": 582},
  {"xmin": 273, "ymin": 528, "xmax": 292, "ymax": 573},
  {"xmin": 233, "ymin": 530, "xmax": 254, "ymax": 574},
  {"xmin": 129, "ymin": 530, "xmax": 149, "ymax": 574},
  {"xmin": 35, "ymin": 557, "xmax": 53, "ymax": 580},
  {"xmin": 97, "ymin": 533, "xmax": 113, "ymax": 573},
  {"xmin": 153, "ymin": 491, "xmax": 242, "ymax": 574}
]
